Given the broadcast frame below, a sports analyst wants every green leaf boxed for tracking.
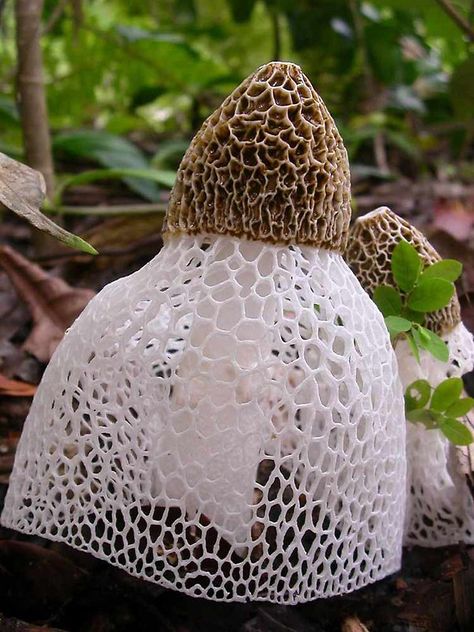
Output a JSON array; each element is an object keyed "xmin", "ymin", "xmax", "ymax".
[
  {"xmin": 227, "ymin": 0, "xmax": 258, "ymax": 23},
  {"xmin": 406, "ymin": 408, "xmax": 439, "ymax": 428},
  {"xmin": 391, "ymin": 240, "xmax": 422, "ymax": 292},
  {"xmin": 439, "ymin": 418, "xmax": 474, "ymax": 446},
  {"xmin": 450, "ymin": 56, "xmax": 474, "ymax": 122},
  {"xmin": 152, "ymin": 139, "xmax": 189, "ymax": 169},
  {"xmin": 431, "ymin": 377, "xmax": 464, "ymax": 412},
  {"xmin": 406, "ymin": 331, "xmax": 421, "ymax": 363},
  {"xmin": 446, "ymin": 397, "xmax": 474, "ymax": 418},
  {"xmin": 412, "ymin": 326, "xmax": 449, "ymax": 362},
  {"xmin": 53, "ymin": 130, "xmax": 161, "ymax": 202},
  {"xmin": 0, "ymin": 96, "xmax": 19, "ymax": 125},
  {"xmin": 407, "ymin": 278, "xmax": 454, "ymax": 312},
  {"xmin": 385, "ymin": 315, "xmax": 412, "ymax": 337},
  {"xmin": 373, "ymin": 285, "xmax": 402, "ymax": 317},
  {"xmin": 421, "ymin": 260, "xmax": 463, "ymax": 283},
  {"xmin": 57, "ymin": 168, "xmax": 176, "ymax": 204},
  {"xmin": 401, "ymin": 308, "xmax": 425, "ymax": 325},
  {"xmin": 405, "ymin": 379, "xmax": 431, "ymax": 412}
]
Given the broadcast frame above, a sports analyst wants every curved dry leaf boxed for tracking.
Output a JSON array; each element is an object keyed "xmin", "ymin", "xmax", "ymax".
[
  {"xmin": 0, "ymin": 152, "xmax": 97, "ymax": 254},
  {"xmin": 341, "ymin": 617, "xmax": 370, "ymax": 632},
  {"xmin": 0, "ymin": 245, "xmax": 95, "ymax": 362},
  {"xmin": 0, "ymin": 373, "xmax": 36, "ymax": 397}
]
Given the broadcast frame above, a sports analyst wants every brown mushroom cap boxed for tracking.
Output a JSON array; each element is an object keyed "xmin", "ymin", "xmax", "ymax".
[
  {"xmin": 165, "ymin": 62, "xmax": 351, "ymax": 251},
  {"xmin": 346, "ymin": 207, "xmax": 461, "ymax": 335}
]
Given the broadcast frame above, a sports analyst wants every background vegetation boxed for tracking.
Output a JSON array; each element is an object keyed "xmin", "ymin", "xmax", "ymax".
[{"xmin": 1, "ymin": 0, "xmax": 473, "ymax": 209}]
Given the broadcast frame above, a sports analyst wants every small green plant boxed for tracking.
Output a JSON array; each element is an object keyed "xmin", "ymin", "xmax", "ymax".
[
  {"xmin": 405, "ymin": 378, "xmax": 474, "ymax": 445},
  {"xmin": 373, "ymin": 240, "xmax": 462, "ymax": 363}
]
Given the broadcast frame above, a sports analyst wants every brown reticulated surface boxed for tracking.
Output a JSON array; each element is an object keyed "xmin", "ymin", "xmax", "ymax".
[
  {"xmin": 346, "ymin": 207, "xmax": 461, "ymax": 335},
  {"xmin": 166, "ymin": 62, "xmax": 351, "ymax": 251}
]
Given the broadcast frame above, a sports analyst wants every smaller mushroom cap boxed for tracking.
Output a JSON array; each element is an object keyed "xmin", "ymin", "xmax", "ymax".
[
  {"xmin": 166, "ymin": 61, "xmax": 351, "ymax": 251},
  {"xmin": 346, "ymin": 206, "xmax": 461, "ymax": 335}
]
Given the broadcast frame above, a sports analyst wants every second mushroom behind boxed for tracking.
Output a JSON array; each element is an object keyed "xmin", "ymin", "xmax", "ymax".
[
  {"xmin": 2, "ymin": 63, "xmax": 405, "ymax": 603},
  {"xmin": 346, "ymin": 206, "xmax": 474, "ymax": 547}
]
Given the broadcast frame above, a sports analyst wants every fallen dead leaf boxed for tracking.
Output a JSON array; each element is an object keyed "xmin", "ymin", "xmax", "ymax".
[
  {"xmin": 0, "ymin": 245, "xmax": 95, "ymax": 362},
  {"xmin": 341, "ymin": 616, "xmax": 370, "ymax": 632},
  {"xmin": 0, "ymin": 151, "xmax": 97, "ymax": 254},
  {"xmin": 432, "ymin": 198, "xmax": 474, "ymax": 242},
  {"xmin": 0, "ymin": 373, "xmax": 36, "ymax": 397},
  {"xmin": 0, "ymin": 614, "xmax": 66, "ymax": 632},
  {"xmin": 0, "ymin": 540, "xmax": 86, "ymax": 621}
]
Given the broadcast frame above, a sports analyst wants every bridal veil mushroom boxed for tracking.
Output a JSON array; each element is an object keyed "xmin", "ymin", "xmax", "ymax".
[
  {"xmin": 2, "ymin": 63, "xmax": 405, "ymax": 603},
  {"xmin": 346, "ymin": 206, "xmax": 474, "ymax": 546}
]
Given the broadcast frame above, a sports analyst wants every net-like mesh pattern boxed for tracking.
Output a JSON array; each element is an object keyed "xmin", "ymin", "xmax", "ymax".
[
  {"xmin": 345, "ymin": 208, "xmax": 474, "ymax": 546},
  {"xmin": 346, "ymin": 207, "xmax": 461, "ymax": 335},
  {"xmin": 167, "ymin": 63, "xmax": 350, "ymax": 251},
  {"xmin": 397, "ymin": 324, "xmax": 474, "ymax": 546},
  {"xmin": 2, "ymin": 234, "xmax": 405, "ymax": 603}
]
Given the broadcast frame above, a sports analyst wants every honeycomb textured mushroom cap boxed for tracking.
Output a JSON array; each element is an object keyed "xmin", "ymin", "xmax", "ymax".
[
  {"xmin": 166, "ymin": 62, "xmax": 351, "ymax": 251},
  {"xmin": 346, "ymin": 207, "xmax": 461, "ymax": 335}
]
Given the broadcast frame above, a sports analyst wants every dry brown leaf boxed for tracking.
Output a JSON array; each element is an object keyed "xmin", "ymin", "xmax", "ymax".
[
  {"xmin": 83, "ymin": 214, "xmax": 164, "ymax": 251},
  {"xmin": 341, "ymin": 616, "xmax": 370, "ymax": 632},
  {"xmin": 433, "ymin": 198, "xmax": 474, "ymax": 242},
  {"xmin": 0, "ymin": 151, "xmax": 97, "ymax": 254},
  {"xmin": 0, "ymin": 245, "xmax": 95, "ymax": 362},
  {"xmin": 0, "ymin": 373, "xmax": 36, "ymax": 397}
]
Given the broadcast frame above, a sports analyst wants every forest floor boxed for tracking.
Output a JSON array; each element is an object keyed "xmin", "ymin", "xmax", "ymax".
[{"xmin": 0, "ymin": 176, "xmax": 473, "ymax": 632}]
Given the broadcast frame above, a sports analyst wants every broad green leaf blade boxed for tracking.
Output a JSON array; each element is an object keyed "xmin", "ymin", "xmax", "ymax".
[
  {"xmin": 431, "ymin": 377, "xmax": 464, "ymax": 412},
  {"xmin": 392, "ymin": 240, "xmax": 422, "ymax": 292},
  {"xmin": 0, "ymin": 152, "xmax": 97, "ymax": 255},
  {"xmin": 152, "ymin": 139, "xmax": 189, "ymax": 169},
  {"xmin": 407, "ymin": 278, "xmax": 454, "ymax": 312},
  {"xmin": 439, "ymin": 418, "xmax": 474, "ymax": 446},
  {"xmin": 58, "ymin": 168, "xmax": 176, "ymax": 202},
  {"xmin": 402, "ymin": 308, "xmax": 425, "ymax": 325},
  {"xmin": 406, "ymin": 408, "xmax": 439, "ymax": 428},
  {"xmin": 446, "ymin": 397, "xmax": 474, "ymax": 418},
  {"xmin": 421, "ymin": 259, "xmax": 463, "ymax": 283},
  {"xmin": 405, "ymin": 379, "xmax": 432, "ymax": 412},
  {"xmin": 385, "ymin": 315, "xmax": 412, "ymax": 337},
  {"xmin": 227, "ymin": 0, "xmax": 258, "ymax": 23},
  {"xmin": 412, "ymin": 326, "xmax": 449, "ymax": 362},
  {"xmin": 53, "ymin": 130, "xmax": 161, "ymax": 202},
  {"xmin": 373, "ymin": 285, "xmax": 402, "ymax": 317}
]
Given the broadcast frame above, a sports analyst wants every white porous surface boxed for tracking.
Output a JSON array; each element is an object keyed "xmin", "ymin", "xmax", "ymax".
[
  {"xmin": 399, "ymin": 323, "xmax": 474, "ymax": 546},
  {"xmin": 2, "ymin": 233, "xmax": 405, "ymax": 603}
]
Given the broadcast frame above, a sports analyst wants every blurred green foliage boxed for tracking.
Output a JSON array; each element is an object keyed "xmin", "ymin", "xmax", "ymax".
[{"xmin": 0, "ymin": 0, "xmax": 472, "ymax": 198}]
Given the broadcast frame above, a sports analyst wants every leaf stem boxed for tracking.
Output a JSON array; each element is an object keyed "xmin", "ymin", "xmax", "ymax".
[{"xmin": 434, "ymin": 0, "xmax": 474, "ymax": 41}]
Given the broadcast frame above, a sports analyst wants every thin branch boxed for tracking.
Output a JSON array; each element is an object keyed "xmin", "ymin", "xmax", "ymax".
[
  {"xmin": 15, "ymin": 0, "xmax": 55, "ymax": 198},
  {"xmin": 434, "ymin": 0, "xmax": 474, "ymax": 41},
  {"xmin": 41, "ymin": 0, "xmax": 68, "ymax": 36},
  {"xmin": 348, "ymin": 0, "xmax": 375, "ymax": 99},
  {"xmin": 373, "ymin": 131, "xmax": 390, "ymax": 174},
  {"xmin": 269, "ymin": 8, "xmax": 282, "ymax": 61}
]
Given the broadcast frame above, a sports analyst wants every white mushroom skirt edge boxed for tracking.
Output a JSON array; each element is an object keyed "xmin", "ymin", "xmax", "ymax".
[
  {"xmin": 1, "ymin": 233, "xmax": 406, "ymax": 604},
  {"xmin": 398, "ymin": 324, "xmax": 474, "ymax": 547}
]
